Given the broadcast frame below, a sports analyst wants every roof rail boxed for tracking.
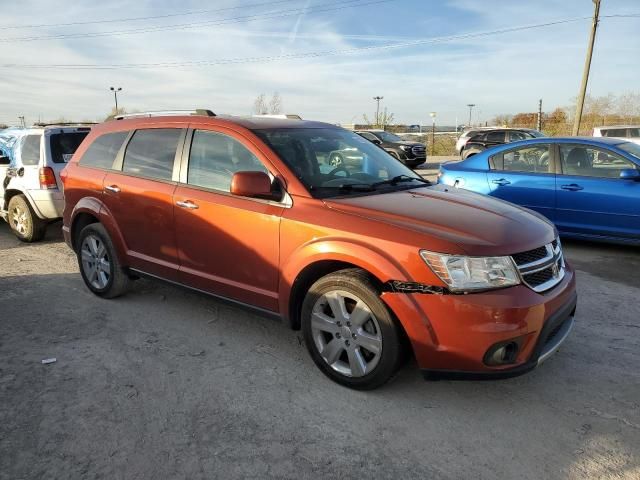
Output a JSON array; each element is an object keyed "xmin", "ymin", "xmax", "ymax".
[
  {"xmin": 113, "ymin": 109, "xmax": 216, "ymax": 120},
  {"xmin": 32, "ymin": 122, "xmax": 97, "ymax": 127},
  {"xmin": 252, "ymin": 114, "xmax": 302, "ymax": 120}
]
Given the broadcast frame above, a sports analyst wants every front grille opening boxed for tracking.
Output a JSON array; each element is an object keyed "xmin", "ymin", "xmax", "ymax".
[
  {"xmin": 512, "ymin": 246, "xmax": 548, "ymax": 266},
  {"xmin": 523, "ymin": 267, "xmax": 554, "ymax": 287}
]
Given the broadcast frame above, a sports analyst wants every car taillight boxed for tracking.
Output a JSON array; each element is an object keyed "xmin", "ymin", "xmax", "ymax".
[{"xmin": 39, "ymin": 167, "xmax": 58, "ymax": 189}]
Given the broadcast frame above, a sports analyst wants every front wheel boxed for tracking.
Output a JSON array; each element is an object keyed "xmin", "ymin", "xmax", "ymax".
[
  {"xmin": 301, "ymin": 269, "xmax": 403, "ymax": 390},
  {"xmin": 76, "ymin": 223, "xmax": 131, "ymax": 298}
]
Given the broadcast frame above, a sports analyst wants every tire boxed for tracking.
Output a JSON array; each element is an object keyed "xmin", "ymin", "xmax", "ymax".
[
  {"xmin": 7, "ymin": 194, "xmax": 46, "ymax": 243},
  {"xmin": 462, "ymin": 149, "xmax": 481, "ymax": 160},
  {"xmin": 301, "ymin": 268, "xmax": 403, "ymax": 390},
  {"xmin": 329, "ymin": 153, "xmax": 344, "ymax": 167},
  {"xmin": 76, "ymin": 223, "xmax": 130, "ymax": 299}
]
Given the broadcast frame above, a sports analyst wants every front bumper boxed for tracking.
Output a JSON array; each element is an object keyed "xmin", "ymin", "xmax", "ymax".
[{"xmin": 381, "ymin": 263, "xmax": 577, "ymax": 378}]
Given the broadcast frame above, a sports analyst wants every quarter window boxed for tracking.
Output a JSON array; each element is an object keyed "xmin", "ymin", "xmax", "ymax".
[
  {"xmin": 80, "ymin": 131, "xmax": 128, "ymax": 169},
  {"xmin": 187, "ymin": 130, "xmax": 268, "ymax": 192},
  {"xmin": 123, "ymin": 129, "xmax": 182, "ymax": 181},
  {"xmin": 21, "ymin": 135, "xmax": 41, "ymax": 166},
  {"xmin": 509, "ymin": 131, "xmax": 529, "ymax": 142},
  {"xmin": 559, "ymin": 145, "xmax": 636, "ymax": 178},
  {"xmin": 492, "ymin": 145, "xmax": 551, "ymax": 173}
]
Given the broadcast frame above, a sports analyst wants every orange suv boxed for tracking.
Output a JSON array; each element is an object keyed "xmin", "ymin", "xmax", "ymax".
[{"xmin": 61, "ymin": 110, "xmax": 577, "ymax": 390}]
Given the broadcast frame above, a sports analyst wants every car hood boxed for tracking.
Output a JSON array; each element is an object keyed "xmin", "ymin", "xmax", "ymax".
[{"xmin": 325, "ymin": 185, "xmax": 556, "ymax": 256}]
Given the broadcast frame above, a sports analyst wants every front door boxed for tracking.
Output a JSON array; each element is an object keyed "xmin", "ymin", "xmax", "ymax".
[
  {"xmin": 487, "ymin": 143, "xmax": 556, "ymax": 221},
  {"xmin": 101, "ymin": 128, "xmax": 184, "ymax": 279},
  {"xmin": 174, "ymin": 128, "xmax": 284, "ymax": 311},
  {"xmin": 555, "ymin": 144, "xmax": 640, "ymax": 239}
]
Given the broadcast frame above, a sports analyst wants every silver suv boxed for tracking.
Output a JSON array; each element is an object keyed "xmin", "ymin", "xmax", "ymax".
[{"xmin": 0, "ymin": 124, "xmax": 91, "ymax": 241}]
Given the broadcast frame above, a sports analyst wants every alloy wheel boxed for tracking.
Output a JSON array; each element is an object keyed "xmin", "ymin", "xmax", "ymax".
[
  {"xmin": 310, "ymin": 290, "xmax": 383, "ymax": 377},
  {"xmin": 81, "ymin": 234, "xmax": 111, "ymax": 289},
  {"xmin": 10, "ymin": 205, "xmax": 28, "ymax": 235}
]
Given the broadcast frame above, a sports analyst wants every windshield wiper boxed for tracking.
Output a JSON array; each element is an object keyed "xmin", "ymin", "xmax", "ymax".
[{"xmin": 371, "ymin": 175, "xmax": 430, "ymax": 189}]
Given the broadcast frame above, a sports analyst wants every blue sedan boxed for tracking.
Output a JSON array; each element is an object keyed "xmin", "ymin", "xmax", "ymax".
[{"xmin": 437, "ymin": 137, "xmax": 640, "ymax": 244}]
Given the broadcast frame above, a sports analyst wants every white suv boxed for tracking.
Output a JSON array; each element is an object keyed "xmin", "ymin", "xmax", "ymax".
[
  {"xmin": 593, "ymin": 125, "xmax": 640, "ymax": 145},
  {"xmin": 0, "ymin": 124, "xmax": 91, "ymax": 241}
]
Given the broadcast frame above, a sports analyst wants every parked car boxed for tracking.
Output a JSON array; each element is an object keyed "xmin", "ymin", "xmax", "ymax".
[
  {"xmin": 61, "ymin": 110, "xmax": 576, "ymax": 390},
  {"xmin": 459, "ymin": 128, "xmax": 545, "ymax": 159},
  {"xmin": 438, "ymin": 137, "xmax": 640, "ymax": 244},
  {"xmin": 455, "ymin": 126, "xmax": 495, "ymax": 155},
  {"xmin": 593, "ymin": 125, "xmax": 640, "ymax": 145},
  {"xmin": 0, "ymin": 124, "xmax": 91, "ymax": 241},
  {"xmin": 355, "ymin": 130, "xmax": 426, "ymax": 168}
]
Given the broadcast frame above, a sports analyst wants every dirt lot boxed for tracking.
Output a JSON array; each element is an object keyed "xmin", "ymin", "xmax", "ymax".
[{"xmin": 1, "ymin": 220, "xmax": 639, "ymax": 480}]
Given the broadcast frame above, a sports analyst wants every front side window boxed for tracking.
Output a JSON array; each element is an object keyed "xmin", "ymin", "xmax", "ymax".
[
  {"xmin": 122, "ymin": 129, "xmax": 181, "ymax": 181},
  {"xmin": 560, "ymin": 145, "xmax": 636, "ymax": 178},
  {"xmin": 50, "ymin": 132, "xmax": 90, "ymax": 164},
  {"xmin": 255, "ymin": 128, "xmax": 426, "ymax": 199},
  {"xmin": 187, "ymin": 130, "xmax": 268, "ymax": 192},
  {"xmin": 21, "ymin": 135, "xmax": 41, "ymax": 166},
  {"xmin": 492, "ymin": 145, "xmax": 551, "ymax": 173},
  {"xmin": 372, "ymin": 131, "xmax": 402, "ymax": 143},
  {"xmin": 80, "ymin": 131, "xmax": 128, "ymax": 169}
]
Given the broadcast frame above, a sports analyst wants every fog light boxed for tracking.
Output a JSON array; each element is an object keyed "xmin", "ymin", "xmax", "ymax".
[{"xmin": 484, "ymin": 341, "xmax": 519, "ymax": 366}]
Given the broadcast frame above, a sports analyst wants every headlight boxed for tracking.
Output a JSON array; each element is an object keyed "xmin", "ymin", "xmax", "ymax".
[
  {"xmin": 420, "ymin": 251, "xmax": 520, "ymax": 292},
  {"xmin": 399, "ymin": 145, "xmax": 412, "ymax": 151}
]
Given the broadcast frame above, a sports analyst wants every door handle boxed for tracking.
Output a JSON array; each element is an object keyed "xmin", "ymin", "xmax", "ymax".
[
  {"xmin": 104, "ymin": 185, "xmax": 120, "ymax": 193},
  {"xmin": 176, "ymin": 200, "xmax": 199, "ymax": 210},
  {"xmin": 492, "ymin": 178, "xmax": 511, "ymax": 186},
  {"xmin": 561, "ymin": 184, "xmax": 583, "ymax": 191}
]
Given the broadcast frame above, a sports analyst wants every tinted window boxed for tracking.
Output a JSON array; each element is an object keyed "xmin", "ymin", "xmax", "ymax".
[
  {"xmin": 123, "ymin": 129, "xmax": 181, "ymax": 181},
  {"xmin": 486, "ymin": 131, "xmax": 505, "ymax": 143},
  {"xmin": 603, "ymin": 129, "xmax": 627, "ymax": 137},
  {"xmin": 50, "ymin": 132, "xmax": 89, "ymax": 163},
  {"xmin": 493, "ymin": 145, "xmax": 551, "ymax": 173},
  {"xmin": 21, "ymin": 135, "xmax": 41, "ymax": 166},
  {"xmin": 188, "ymin": 130, "xmax": 268, "ymax": 192},
  {"xmin": 359, "ymin": 132, "xmax": 378, "ymax": 141},
  {"xmin": 80, "ymin": 131, "xmax": 128, "ymax": 169},
  {"xmin": 509, "ymin": 131, "xmax": 529, "ymax": 142},
  {"xmin": 560, "ymin": 145, "xmax": 636, "ymax": 178}
]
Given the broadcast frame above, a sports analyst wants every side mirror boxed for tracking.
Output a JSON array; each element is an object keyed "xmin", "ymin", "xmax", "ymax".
[
  {"xmin": 0, "ymin": 154, "xmax": 10, "ymax": 165},
  {"xmin": 619, "ymin": 169, "xmax": 640, "ymax": 181},
  {"xmin": 230, "ymin": 171, "xmax": 275, "ymax": 199},
  {"xmin": 371, "ymin": 139, "xmax": 382, "ymax": 146}
]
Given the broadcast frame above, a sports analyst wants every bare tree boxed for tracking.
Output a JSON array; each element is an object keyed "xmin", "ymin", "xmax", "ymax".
[
  {"xmin": 253, "ymin": 94, "xmax": 269, "ymax": 115},
  {"xmin": 363, "ymin": 108, "xmax": 395, "ymax": 128},
  {"xmin": 269, "ymin": 92, "xmax": 283, "ymax": 114}
]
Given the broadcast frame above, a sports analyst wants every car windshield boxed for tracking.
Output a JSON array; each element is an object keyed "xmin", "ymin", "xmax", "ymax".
[
  {"xmin": 373, "ymin": 131, "xmax": 402, "ymax": 142},
  {"xmin": 617, "ymin": 142, "xmax": 640, "ymax": 162},
  {"xmin": 255, "ymin": 128, "xmax": 427, "ymax": 199}
]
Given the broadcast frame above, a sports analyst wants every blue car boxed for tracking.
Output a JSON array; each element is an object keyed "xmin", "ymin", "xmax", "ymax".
[{"xmin": 438, "ymin": 137, "xmax": 640, "ymax": 244}]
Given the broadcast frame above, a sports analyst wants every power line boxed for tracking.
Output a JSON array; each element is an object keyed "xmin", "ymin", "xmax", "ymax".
[
  {"xmin": 0, "ymin": 0, "xmax": 393, "ymax": 43},
  {"xmin": 1, "ymin": 14, "xmax": 638, "ymax": 70},
  {"xmin": 0, "ymin": 0, "xmax": 300, "ymax": 29}
]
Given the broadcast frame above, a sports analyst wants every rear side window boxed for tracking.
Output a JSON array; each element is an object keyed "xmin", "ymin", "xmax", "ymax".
[
  {"xmin": 603, "ymin": 128, "xmax": 627, "ymax": 137},
  {"xmin": 486, "ymin": 131, "xmax": 505, "ymax": 143},
  {"xmin": 21, "ymin": 135, "xmax": 41, "ymax": 166},
  {"xmin": 80, "ymin": 131, "xmax": 128, "ymax": 169},
  {"xmin": 50, "ymin": 132, "xmax": 89, "ymax": 163},
  {"xmin": 492, "ymin": 145, "xmax": 551, "ymax": 173},
  {"xmin": 123, "ymin": 129, "xmax": 182, "ymax": 181}
]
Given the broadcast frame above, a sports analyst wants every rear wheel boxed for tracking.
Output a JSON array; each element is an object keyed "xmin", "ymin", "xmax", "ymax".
[
  {"xmin": 301, "ymin": 269, "xmax": 403, "ymax": 390},
  {"xmin": 7, "ymin": 194, "xmax": 46, "ymax": 243},
  {"xmin": 77, "ymin": 223, "xmax": 130, "ymax": 298}
]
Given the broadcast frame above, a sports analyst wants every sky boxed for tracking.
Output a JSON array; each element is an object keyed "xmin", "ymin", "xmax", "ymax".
[{"xmin": 0, "ymin": 0, "xmax": 638, "ymax": 126}]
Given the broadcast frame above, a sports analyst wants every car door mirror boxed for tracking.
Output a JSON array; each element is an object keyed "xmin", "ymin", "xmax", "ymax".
[
  {"xmin": 230, "ymin": 171, "xmax": 276, "ymax": 199},
  {"xmin": 371, "ymin": 138, "xmax": 382, "ymax": 145},
  {"xmin": 620, "ymin": 168, "xmax": 640, "ymax": 181},
  {"xmin": 0, "ymin": 154, "xmax": 10, "ymax": 165}
]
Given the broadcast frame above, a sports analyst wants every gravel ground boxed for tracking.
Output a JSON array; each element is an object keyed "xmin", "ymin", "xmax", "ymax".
[{"xmin": 0, "ymin": 220, "xmax": 639, "ymax": 480}]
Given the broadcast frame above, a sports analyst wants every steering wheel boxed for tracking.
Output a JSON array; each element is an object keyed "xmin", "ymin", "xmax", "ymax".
[{"xmin": 328, "ymin": 166, "xmax": 350, "ymax": 177}]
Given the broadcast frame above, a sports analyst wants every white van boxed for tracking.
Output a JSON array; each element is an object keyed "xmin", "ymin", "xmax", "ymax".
[{"xmin": 0, "ymin": 124, "xmax": 91, "ymax": 241}]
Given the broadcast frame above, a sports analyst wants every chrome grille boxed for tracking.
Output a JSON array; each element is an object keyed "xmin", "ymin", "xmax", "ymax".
[
  {"xmin": 512, "ymin": 239, "xmax": 565, "ymax": 293},
  {"xmin": 412, "ymin": 145, "xmax": 426, "ymax": 157}
]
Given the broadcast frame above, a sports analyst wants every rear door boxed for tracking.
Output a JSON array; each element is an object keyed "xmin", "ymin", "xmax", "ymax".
[
  {"xmin": 173, "ymin": 127, "xmax": 284, "ymax": 311},
  {"xmin": 101, "ymin": 127, "xmax": 185, "ymax": 280},
  {"xmin": 555, "ymin": 144, "xmax": 640, "ymax": 239},
  {"xmin": 487, "ymin": 143, "xmax": 556, "ymax": 221}
]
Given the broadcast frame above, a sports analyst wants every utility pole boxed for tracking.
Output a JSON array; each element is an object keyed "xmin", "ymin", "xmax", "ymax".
[
  {"xmin": 18, "ymin": 116, "xmax": 25, "ymax": 128},
  {"xmin": 429, "ymin": 112, "xmax": 436, "ymax": 156},
  {"xmin": 572, "ymin": 0, "xmax": 601, "ymax": 136},
  {"xmin": 110, "ymin": 86, "xmax": 122, "ymax": 112},
  {"xmin": 467, "ymin": 104, "xmax": 476, "ymax": 127},
  {"xmin": 373, "ymin": 96, "xmax": 383, "ymax": 127},
  {"xmin": 537, "ymin": 99, "xmax": 543, "ymax": 131}
]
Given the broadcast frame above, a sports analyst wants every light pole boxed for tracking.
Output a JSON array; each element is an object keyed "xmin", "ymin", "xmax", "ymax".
[
  {"xmin": 573, "ymin": 0, "xmax": 601, "ymax": 136},
  {"xmin": 467, "ymin": 104, "xmax": 476, "ymax": 127},
  {"xmin": 429, "ymin": 112, "xmax": 436, "ymax": 156},
  {"xmin": 373, "ymin": 96, "xmax": 383, "ymax": 127},
  {"xmin": 110, "ymin": 87, "xmax": 122, "ymax": 112}
]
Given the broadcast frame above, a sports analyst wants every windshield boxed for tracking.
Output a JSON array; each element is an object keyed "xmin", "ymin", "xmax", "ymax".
[
  {"xmin": 372, "ymin": 131, "xmax": 402, "ymax": 142},
  {"xmin": 255, "ymin": 128, "xmax": 427, "ymax": 198},
  {"xmin": 618, "ymin": 142, "xmax": 640, "ymax": 162}
]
